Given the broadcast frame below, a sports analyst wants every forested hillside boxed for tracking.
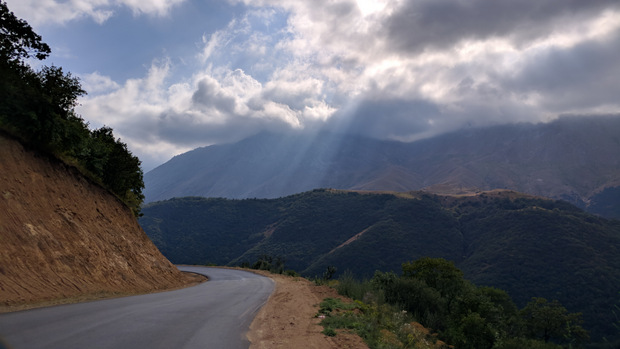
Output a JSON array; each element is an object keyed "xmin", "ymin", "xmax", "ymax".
[{"xmin": 140, "ymin": 189, "xmax": 620, "ymax": 342}]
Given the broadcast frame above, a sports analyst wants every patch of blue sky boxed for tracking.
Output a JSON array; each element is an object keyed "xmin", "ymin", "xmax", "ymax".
[
  {"xmin": 39, "ymin": 1, "xmax": 246, "ymax": 83},
  {"xmin": 204, "ymin": 7, "xmax": 293, "ymax": 85}
]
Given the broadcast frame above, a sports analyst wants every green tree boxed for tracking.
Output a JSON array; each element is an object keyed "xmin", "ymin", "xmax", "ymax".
[
  {"xmin": 0, "ymin": 0, "xmax": 50, "ymax": 65},
  {"xmin": 0, "ymin": 0, "xmax": 47, "ymax": 138},
  {"xmin": 0, "ymin": 1, "xmax": 145, "ymax": 216},
  {"xmin": 322, "ymin": 265, "xmax": 337, "ymax": 281},
  {"xmin": 37, "ymin": 65, "xmax": 85, "ymax": 117},
  {"xmin": 521, "ymin": 297, "xmax": 589, "ymax": 346},
  {"xmin": 91, "ymin": 127, "xmax": 144, "ymax": 215},
  {"xmin": 448, "ymin": 312, "xmax": 496, "ymax": 349},
  {"xmin": 452, "ymin": 285, "xmax": 521, "ymax": 339},
  {"xmin": 1, "ymin": 2, "xmax": 85, "ymax": 149},
  {"xmin": 402, "ymin": 257, "xmax": 465, "ymax": 301},
  {"xmin": 32, "ymin": 65, "xmax": 86, "ymax": 148}
]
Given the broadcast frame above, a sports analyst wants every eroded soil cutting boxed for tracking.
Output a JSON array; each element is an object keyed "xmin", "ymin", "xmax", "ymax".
[{"xmin": 0, "ymin": 134, "xmax": 197, "ymax": 311}]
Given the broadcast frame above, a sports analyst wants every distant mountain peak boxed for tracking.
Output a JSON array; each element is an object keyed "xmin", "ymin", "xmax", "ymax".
[{"xmin": 144, "ymin": 116, "xmax": 620, "ymax": 218}]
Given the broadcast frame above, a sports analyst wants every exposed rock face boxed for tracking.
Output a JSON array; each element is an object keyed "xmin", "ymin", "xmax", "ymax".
[{"xmin": 0, "ymin": 134, "xmax": 192, "ymax": 307}]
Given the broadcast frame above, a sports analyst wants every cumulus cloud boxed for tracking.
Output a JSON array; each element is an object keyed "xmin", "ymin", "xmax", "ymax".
[
  {"xmin": 77, "ymin": 59, "xmax": 335, "ymax": 169},
  {"xmin": 68, "ymin": 0, "xmax": 620, "ymax": 169},
  {"xmin": 80, "ymin": 72, "xmax": 121, "ymax": 94},
  {"xmin": 503, "ymin": 28, "xmax": 620, "ymax": 114},
  {"xmin": 244, "ymin": 0, "xmax": 620, "ymax": 137}
]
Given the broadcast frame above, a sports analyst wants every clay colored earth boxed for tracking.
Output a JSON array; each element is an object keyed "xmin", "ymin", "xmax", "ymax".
[{"xmin": 248, "ymin": 270, "xmax": 368, "ymax": 349}]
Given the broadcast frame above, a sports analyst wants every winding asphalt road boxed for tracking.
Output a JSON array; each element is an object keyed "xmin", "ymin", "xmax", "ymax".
[{"xmin": 0, "ymin": 266, "xmax": 274, "ymax": 349}]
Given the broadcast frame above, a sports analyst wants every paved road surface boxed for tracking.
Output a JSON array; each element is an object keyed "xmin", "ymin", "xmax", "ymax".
[{"xmin": 0, "ymin": 267, "xmax": 274, "ymax": 349}]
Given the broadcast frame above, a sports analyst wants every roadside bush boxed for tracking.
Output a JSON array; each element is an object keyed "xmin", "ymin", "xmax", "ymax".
[
  {"xmin": 284, "ymin": 269, "xmax": 299, "ymax": 277},
  {"xmin": 336, "ymin": 270, "xmax": 376, "ymax": 302},
  {"xmin": 326, "ymin": 258, "xmax": 588, "ymax": 349},
  {"xmin": 247, "ymin": 255, "xmax": 290, "ymax": 275}
]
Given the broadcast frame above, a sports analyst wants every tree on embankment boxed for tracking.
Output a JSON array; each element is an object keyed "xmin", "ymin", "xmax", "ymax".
[{"xmin": 0, "ymin": 1, "xmax": 144, "ymax": 215}]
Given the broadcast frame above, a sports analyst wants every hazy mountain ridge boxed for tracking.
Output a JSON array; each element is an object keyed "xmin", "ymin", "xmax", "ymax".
[
  {"xmin": 144, "ymin": 116, "xmax": 620, "ymax": 218},
  {"xmin": 139, "ymin": 189, "xmax": 620, "ymax": 341}
]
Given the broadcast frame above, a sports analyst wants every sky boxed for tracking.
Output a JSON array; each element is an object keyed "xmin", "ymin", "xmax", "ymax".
[{"xmin": 6, "ymin": 0, "xmax": 620, "ymax": 171}]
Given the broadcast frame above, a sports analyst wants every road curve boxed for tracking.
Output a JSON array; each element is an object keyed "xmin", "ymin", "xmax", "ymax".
[{"xmin": 0, "ymin": 267, "xmax": 274, "ymax": 349}]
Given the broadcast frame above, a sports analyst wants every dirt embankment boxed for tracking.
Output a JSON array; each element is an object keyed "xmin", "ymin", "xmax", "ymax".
[{"xmin": 0, "ymin": 134, "xmax": 196, "ymax": 311}]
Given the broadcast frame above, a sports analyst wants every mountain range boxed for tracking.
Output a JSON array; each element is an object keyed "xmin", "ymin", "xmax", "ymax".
[
  {"xmin": 143, "ymin": 115, "xmax": 620, "ymax": 219},
  {"xmin": 139, "ymin": 189, "xmax": 620, "ymax": 342}
]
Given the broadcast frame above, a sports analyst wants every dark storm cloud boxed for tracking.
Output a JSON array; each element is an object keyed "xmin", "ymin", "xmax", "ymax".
[
  {"xmin": 503, "ymin": 28, "xmax": 620, "ymax": 112},
  {"xmin": 383, "ymin": 0, "xmax": 620, "ymax": 53}
]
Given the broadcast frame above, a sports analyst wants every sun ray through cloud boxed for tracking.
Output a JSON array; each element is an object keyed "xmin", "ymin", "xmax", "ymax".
[{"xmin": 5, "ymin": 0, "xmax": 620, "ymax": 170}]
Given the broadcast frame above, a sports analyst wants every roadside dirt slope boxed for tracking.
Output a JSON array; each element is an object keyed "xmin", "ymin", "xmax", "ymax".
[
  {"xmin": 248, "ymin": 271, "xmax": 368, "ymax": 349},
  {"xmin": 0, "ymin": 134, "xmax": 195, "ymax": 310}
]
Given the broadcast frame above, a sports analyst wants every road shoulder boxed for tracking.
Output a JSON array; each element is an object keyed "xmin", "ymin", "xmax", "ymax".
[{"xmin": 247, "ymin": 271, "xmax": 368, "ymax": 349}]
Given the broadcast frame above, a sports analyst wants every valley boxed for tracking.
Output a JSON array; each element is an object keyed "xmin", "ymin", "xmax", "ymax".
[{"xmin": 140, "ymin": 189, "xmax": 620, "ymax": 343}]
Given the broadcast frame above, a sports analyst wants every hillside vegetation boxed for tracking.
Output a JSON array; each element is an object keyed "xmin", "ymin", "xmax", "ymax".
[
  {"xmin": 140, "ymin": 189, "xmax": 620, "ymax": 343},
  {"xmin": 0, "ymin": 1, "xmax": 144, "ymax": 215},
  {"xmin": 323, "ymin": 258, "xmax": 589, "ymax": 349}
]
